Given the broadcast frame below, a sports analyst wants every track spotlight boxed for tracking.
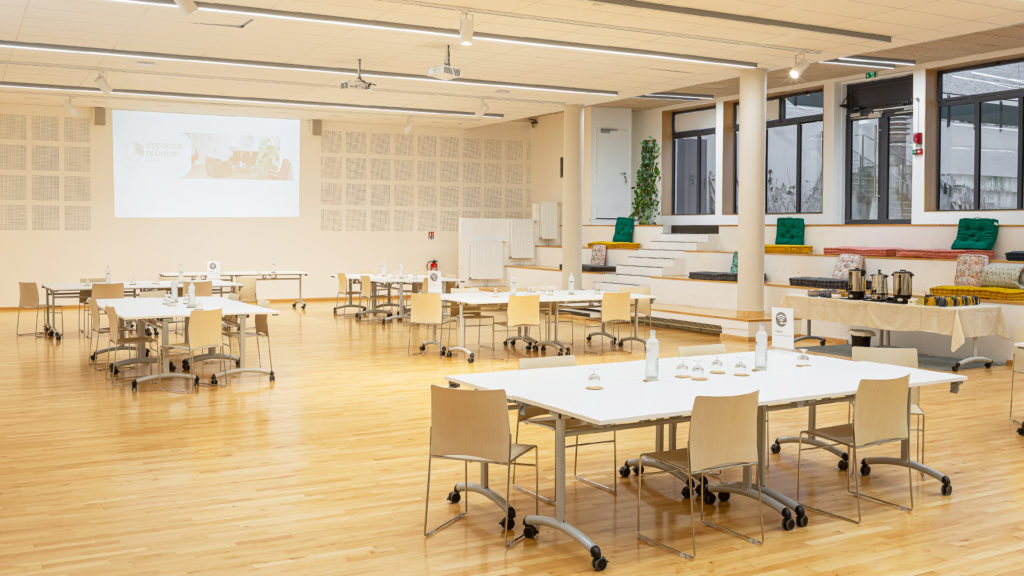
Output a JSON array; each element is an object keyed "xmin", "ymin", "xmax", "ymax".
[
  {"xmin": 64, "ymin": 97, "xmax": 78, "ymax": 117},
  {"xmin": 94, "ymin": 72, "xmax": 112, "ymax": 94},
  {"xmin": 404, "ymin": 117, "xmax": 414, "ymax": 134},
  {"xmin": 459, "ymin": 13, "xmax": 473, "ymax": 46},
  {"xmin": 475, "ymin": 99, "xmax": 488, "ymax": 118},
  {"xmin": 173, "ymin": 0, "xmax": 198, "ymax": 14},
  {"xmin": 789, "ymin": 53, "xmax": 810, "ymax": 79}
]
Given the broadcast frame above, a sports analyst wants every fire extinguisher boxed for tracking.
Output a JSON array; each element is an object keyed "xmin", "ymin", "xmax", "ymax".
[{"xmin": 427, "ymin": 259, "xmax": 438, "ymax": 271}]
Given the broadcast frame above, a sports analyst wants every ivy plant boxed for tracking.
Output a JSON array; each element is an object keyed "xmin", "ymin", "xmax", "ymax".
[{"xmin": 630, "ymin": 137, "xmax": 661, "ymax": 225}]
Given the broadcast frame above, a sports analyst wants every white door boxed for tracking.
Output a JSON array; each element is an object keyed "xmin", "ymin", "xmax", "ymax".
[{"xmin": 593, "ymin": 128, "xmax": 630, "ymax": 219}]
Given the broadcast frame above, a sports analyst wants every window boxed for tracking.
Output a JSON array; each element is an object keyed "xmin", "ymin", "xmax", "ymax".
[
  {"xmin": 938, "ymin": 59, "xmax": 1024, "ymax": 211},
  {"xmin": 672, "ymin": 108, "xmax": 716, "ymax": 215}
]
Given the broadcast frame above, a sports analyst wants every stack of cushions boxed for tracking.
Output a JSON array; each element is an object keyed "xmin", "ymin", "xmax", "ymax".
[
  {"xmin": 790, "ymin": 253, "xmax": 865, "ymax": 290},
  {"xmin": 894, "ymin": 248, "xmax": 994, "ymax": 259},
  {"xmin": 823, "ymin": 246, "xmax": 899, "ymax": 257},
  {"xmin": 587, "ymin": 217, "xmax": 640, "ymax": 250},
  {"xmin": 591, "ymin": 244, "xmax": 608, "ymax": 266},
  {"xmin": 689, "ymin": 252, "xmax": 739, "ymax": 282},
  {"xmin": 588, "ymin": 240, "xmax": 641, "ymax": 250},
  {"xmin": 951, "ymin": 217, "xmax": 998, "ymax": 251},
  {"xmin": 766, "ymin": 217, "xmax": 812, "ymax": 253},
  {"xmin": 931, "ymin": 254, "xmax": 1024, "ymax": 300},
  {"xmin": 1006, "ymin": 252, "xmax": 1024, "ymax": 262}
]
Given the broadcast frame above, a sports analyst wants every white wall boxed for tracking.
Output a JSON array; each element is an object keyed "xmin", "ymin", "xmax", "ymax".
[{"xmin": 530, "ymin": 112, "xmax": 563, "ymax": 206}]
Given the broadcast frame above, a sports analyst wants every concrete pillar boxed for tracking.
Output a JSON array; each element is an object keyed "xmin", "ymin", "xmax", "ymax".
[
  {"xmin": 737, "ymin": 68, "xmax": 767, "ymax": 316},
  {"xmin": 562, "ymin": 104, "xmax": 583, "ymax": 289}
]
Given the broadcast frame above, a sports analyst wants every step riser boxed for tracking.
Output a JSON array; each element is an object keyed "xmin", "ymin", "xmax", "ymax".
[
  {"xmin": 649, "ymin": 241, "xmax": 698, "ymax": 250},
  {"xmin": 626, "ymin": 257, "xmax": 677, "ymax": 267},
  {"xmin": 657, "ymin": 234, "xmax": 709, "ymax": 243},
  {"xmin": 615, "ymin": 265, "xmax": 666, "ymax": 276},
  {"xmin": 635, "ymin": 249, "xmax": 688, "ymax": 259}
]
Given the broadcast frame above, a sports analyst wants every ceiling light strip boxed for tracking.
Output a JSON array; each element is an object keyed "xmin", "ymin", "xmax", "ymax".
[
  {"xmin": 0, "ymin": 39, "xmax": 617, "ymax": 97},
  {"xmin": 637, "ymin": 93, "xmax": 713, "ymax": 100},
  {"xmin": 102, "ymin": 0, "xmax": 756, "ymax": 69},
  {"xmin": 834, "ymin": 56, "xmax": 915, "ymax": 67},
  {"xmin": 821, "ymin": 59, "xmax": 895, "ymax": 70},
  {"xmin": 0, "ymin": 81, "xmax": 504, "ymax": 117}
]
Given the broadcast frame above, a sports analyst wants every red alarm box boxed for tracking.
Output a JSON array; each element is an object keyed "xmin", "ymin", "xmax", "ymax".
[{"xmin": 912, "ymin": 132, "xmax": 923, "ymax": 145}]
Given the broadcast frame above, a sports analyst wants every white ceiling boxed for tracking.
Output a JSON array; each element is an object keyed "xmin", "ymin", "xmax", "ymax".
[{"xmin": 1, "ymin": 0, "xmax": 1023, "ymax": 126}]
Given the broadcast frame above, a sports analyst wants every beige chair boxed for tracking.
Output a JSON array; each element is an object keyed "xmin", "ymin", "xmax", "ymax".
[
  {"xmin": 223, "ymin": 311, "xmax": 274, "ymax": 380},
  {"xmin": 496, "ymin": 294, "xmax": 542, "ymax": 359},
  {"xmin": 424, "ymin": 385, "xmax": 538, "ymax": 544},
  {"xmin": 851, "ymin": 347, "xmax": 924, "ymax": 463},
  {"xmin": 333, "ymin": 274, "xmax": 363, "ymax": 315},
  {"xmin": 77, "ymin": 277, "xmax": 105, "ymax": 334},
  {"xmin": 180, "ymin": 280, "xmax": 213, "ymax": 297},
  {"xmin": 236, "ymin": 277, "xmax": 258, "ymax": 304},
  {"xmin": 161, "ymin": 308, "xmax": 226, "ymax": 392},
  {"xmin": 585, "ymin": 292, "xmax": 631, "ymax": 354},
  {"xmin": 1010, "ymin": 327, "xmax": 1024, "ymax": 435},
  {"xmin": 355, "ymin": 275, "xmax": 385, "ymax": 318},
  {"xmin": 17, "ymin": 281, "xmax": 54, "ymax": 337},
  {"xmin": 796, "ymin": 375, "xmax": 913, "ymax": 524},
  {"xmin": 408, "ymin": 292, "xmax": 453, "ymax": 356},
  {"xmin": 449, "ymin": 287, "xmax": 495, "ymax": 354},
  {"xmin": 637, "ymin": 390, "xmax": 763, "ymax": 559},
  {"xmin": 513, "ymin": 354, "xmax": 619, "ymax": 500},
  {"xmin": 105, "ymin": 306, "xmax": 155, "ymax": 386}
]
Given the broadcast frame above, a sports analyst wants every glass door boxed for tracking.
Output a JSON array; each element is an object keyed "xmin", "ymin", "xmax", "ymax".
[{"xmin": 846, "ymin": 111, "xmax": 912, "ymax": 223}]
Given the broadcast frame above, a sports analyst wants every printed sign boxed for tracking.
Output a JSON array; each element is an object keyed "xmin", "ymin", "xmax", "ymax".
[
  {"xmin": 427, "ymin": 270, "xmax": 442, "ymax": 294},
  {"xmin": 771, "ymin": 306, "xmax": 794, "ymax": 350},
  {"xmin": 206, "ymin": 260, "xmax": 221, "ymax": 281}
]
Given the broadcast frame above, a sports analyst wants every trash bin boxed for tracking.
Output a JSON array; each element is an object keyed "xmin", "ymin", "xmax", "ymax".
[{"xmin": 849, "ymin": 329, "xmax": 876, "ymax": 347}]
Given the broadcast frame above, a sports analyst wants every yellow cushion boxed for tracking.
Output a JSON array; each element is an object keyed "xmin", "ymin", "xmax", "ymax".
[
  {"xmin": 930, "ymin": 285, "xmax": 1024, "ymax": 301},
  {"xmin": 588, "ymin": 241, "xmax": 641, "ymax": 250},
  {"xmin": 764, "ymin": 244, "xmax": 813, "ymax": 254}
]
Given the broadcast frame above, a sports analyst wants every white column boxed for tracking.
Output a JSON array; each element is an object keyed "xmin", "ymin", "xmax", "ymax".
[
  {"xmin": 562, "ymin": 104, "xmax": 583, "ymax": 289},
  {"xmin": 737, "ymin": 68, "xmax": 767, "ymax": 315}
]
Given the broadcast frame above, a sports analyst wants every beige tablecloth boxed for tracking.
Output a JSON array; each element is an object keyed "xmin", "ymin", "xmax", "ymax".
[{"xmin": 782, "ymin": 295, "xmax": 1008, "ymax": 351}]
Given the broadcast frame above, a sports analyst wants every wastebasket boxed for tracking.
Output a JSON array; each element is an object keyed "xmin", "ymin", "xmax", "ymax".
[{"xmin": 849, "ymin": 328, "xmax": 876, "ymax": 347}]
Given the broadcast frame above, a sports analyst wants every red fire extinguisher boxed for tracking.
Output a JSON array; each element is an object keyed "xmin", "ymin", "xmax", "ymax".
[{"xmin": 427, "ymin": 259, "xmax": 438, "ymax": 271}]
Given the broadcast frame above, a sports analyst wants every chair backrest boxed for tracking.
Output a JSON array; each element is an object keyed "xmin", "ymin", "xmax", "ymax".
[
  {"xmin": 18, "ymin": 282, "xmax": 38, "ymax": 308},
  {"xmin": 255, "ymin": 314, "xmax": 269, "ymax": 336},
  {"xmin": 237, "ymin": 277, "xmax": 258, "ymax": 303},
  {"xmin": 854, "ymin": 375, "xmax": 910, "ymax": 446},
  {"xmin": 410, "ymin": 292, "xmax": 442, "ymax": 325},
  {"xmin": 519, "ymin": 355, "xmax": 576, "ymax": 370},
  {"xmin": 851, "ymin": 346, "xmax": 918, "ymax": 369},
  {"xmin": 689, "ymin": 390, "xmax": 760, "ymax": 472},
  {"xmin": 90, "ymin": 299, "xmax": 102, "ymax": 333},
  {"xmin": 187, "ymin": 308, "xmax": 223, "ymax": 350},
  {"xmin": 91, "ymin": 283, "xmax": 124, "ymax": 300},
  {"xmin": 507, "ymin": 294, "xmax": 540, "ymax": 327},
  {"xmin": 183, "ymin": 280, "xmax": 213, "ymax": 297},
  {"xmin": 105, "ymin": 306, "xmax": 122, "ymax": 344},
  {"xmin": 1015, "ymin": 326, "xmax": 1024, "ymax": 373},
  {"xmin": 678, "ymin": 343, "xmax": 727, "ymax": 357},
  {"xmin": 620, "ymin": 284, "xmax": 651, "ymax": 315},
  {"xmin": 359, "ymin": 275, "xmax": 373, "ymax": 298},
  {"xmin": 600, "ymin": 292, "xmax": 631, "ymax": 323},
  {"xmin": 336, "ymin": 274, "xmax": 348, "ymax": 293},
  {"xmin": 430, "ymin": 385, "xmax": 511, "ymax": 463}
]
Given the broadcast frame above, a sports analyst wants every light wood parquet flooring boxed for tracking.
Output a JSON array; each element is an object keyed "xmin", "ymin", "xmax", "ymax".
[{"xmin": 2, "ymin": 302, "xmax": 1023, "ymax": 575}]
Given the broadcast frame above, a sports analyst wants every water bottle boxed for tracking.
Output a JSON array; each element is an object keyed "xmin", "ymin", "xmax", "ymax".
[
  {"xmin": 381, "ymin": 261, "xmax": 387, "ymax": 275},
  {"xmin": 177, "ymin": 264, "xmax": 184, "ymax": 286},
  {"xmin": 755, "ymin": 324, "xmax": 768, "ymax": 371},
  {"xmin": 188, "ymin": 281, "xmax": 196, "ymax": 306},
  {"xmin": 645, "ymin": 330, "xmax": 659, "ymax": 381},
  {"xmin": 568, "ymin": 273, "xmax": 575, "ymax": 294},
  {"xmin": 271, "ymin": 258, "xmax": 277, "ymax": 275},
  {"xmin": 510, "ymin": 274, "xmax": 517, "ymax": 294},
  {"xmin": 104, "ymin": 265, "xmax": 111, "ymax": 284}
]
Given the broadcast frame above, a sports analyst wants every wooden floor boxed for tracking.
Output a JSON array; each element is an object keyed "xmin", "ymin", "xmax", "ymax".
[{"xmin": 3, "ymin": 303, "xmax": 1024, "ymax": 575}]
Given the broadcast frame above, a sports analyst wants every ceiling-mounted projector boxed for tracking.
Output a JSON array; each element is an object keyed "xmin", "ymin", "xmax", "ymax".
[
  {"xmin": 428, "ymin": 45, "xmax": 462, "ymax": 81},
  {"xmin": 341, "ymin": 58, "xmax": 375, "ymax": 90}
]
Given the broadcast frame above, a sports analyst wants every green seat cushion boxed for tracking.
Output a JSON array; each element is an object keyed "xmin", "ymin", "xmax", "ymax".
[
  {"xmin": 729, "ymin": 252, "xmax": 738, "ymax": 274},
  {"xmin": 951, "ymin": 218, "xmax": 998, "ymax": 251},
  {"xmin": 612, "ymin": 217, "xmax": 635, "ymax": 243},
  {"xmin": 775, "ymin": 217, "xmax": 805, "ymax": 245}
]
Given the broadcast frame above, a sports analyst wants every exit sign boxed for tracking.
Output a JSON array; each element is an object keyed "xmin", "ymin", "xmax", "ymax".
[{"xmin": 865, "ymin": 71, "xmax": 878, "ymax": 79}]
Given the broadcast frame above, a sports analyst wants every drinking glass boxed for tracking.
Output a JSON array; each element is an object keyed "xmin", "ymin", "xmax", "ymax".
[
  {"xmin": 691, "ymin": 361, "xmax": 706, "ymax": 380},
  {"xmin": 675, "ymin": 358, "xmax": 689, "ymax": 378},
  {"xmin": 797, "ymin": 348, "xmax": 811, "ymax": 366},
  {"xmin": 710, "ymin": 355, "xmax": 724, "ymax": 373},
  {"xmin": 733, "ymin": 357, "xmax": 748, "ymax": 375},
  {"xmin": 587, "ymin": 368, "xmax": 601, "ymax": 385}
]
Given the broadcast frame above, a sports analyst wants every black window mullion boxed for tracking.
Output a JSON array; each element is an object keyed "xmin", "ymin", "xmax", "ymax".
[
  {"xmin": 1019, "ymin": 97, "xmax": 1023, "ymax": 210},
  {"xmin": 795, "ymin": 123, "xmax": 803, "ymax": 213},
  {"xmin": 974, "ymin": 101, "xmax": 982, "ymax": 210},
  {"xmin": 879, "ymin": 114, "xmax": 891, "ymax": 222}
]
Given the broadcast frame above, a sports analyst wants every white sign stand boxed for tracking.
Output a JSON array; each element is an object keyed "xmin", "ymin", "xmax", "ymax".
[
  {"xmin": 771, "ymin": 306, "xmax": 794, "ymax": 350},
  {"xmin": 427, "ymin": 270, "xmax": 442, "ymax": 294},
  {"xmin": 206, "ymin": 260, "xmax": 221, "ymax": 281}
]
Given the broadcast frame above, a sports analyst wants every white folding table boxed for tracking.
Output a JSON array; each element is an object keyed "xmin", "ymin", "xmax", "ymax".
[
  {"xmin": 447, "ymin": 350, "xmax": 964, "ymax": 571},
  {"xmin": 336, "ymin": 273, "xmax": 458, "ymax": 323},
  {"xmin": 162, "ymin": 270, "xmax": 308, "ymax": 309},
  {"xmin": 96, "ymin": 296, "xmax": 278, "ymax": 391}
]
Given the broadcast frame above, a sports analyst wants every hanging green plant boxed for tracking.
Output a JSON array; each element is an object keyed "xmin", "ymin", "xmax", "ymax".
[{"xmin": 630, "ymin": 137, "xmax": 661, "ymax": 225}]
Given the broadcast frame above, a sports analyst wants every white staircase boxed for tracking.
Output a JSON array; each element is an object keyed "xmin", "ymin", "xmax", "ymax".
[{"xmin": 594, "ymin": 233, "xmax": 714, "ymax": 291}]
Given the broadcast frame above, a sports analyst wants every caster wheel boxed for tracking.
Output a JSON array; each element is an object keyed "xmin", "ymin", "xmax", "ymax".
[
  {"xmin": 235, "ymin": 360, "xmax": 241, "ymax": 368},
  {"xmin": 681, "ymin": 486, "xmax": 690, "ymax": 499},
  {"xmin": 523, "ymin": 523, "xmax": 538, "ymax": 539},
  {"xmin": 592, "ymin": 556, "xmax": 608, "ymax": 571},
  {"xmin": 796, "ymin": 514, "xmax": 809, "ymax": 528},
  {"xmin": 838, "ymin": 459, "xmax": 848, "ymax": 471},
  {"xmin": 441, "ymin": 346, "xmax": 447, "ymax": 354},
  {"xmin": 182, "ymin": 360, "xmax": 190, "ymax": 372},
  {"xmin": 302, "ymin": 304, "xmax": 306, "ymax": 310},
  {"xmin": 540, "ymin": 345, "xmax": 546, "ymax": 352},
  {"xmin": 860, "ymin": 462, "xmax": 871, "ymax": 476},
  {"xmin": 703, "ymin": 491, "xmax": 716, "ymax": 505},
  {"xmin": 269, "ymin": 372, "xmax": 276, "ymax": 382},
  {"xmin": 90, "ymin": 354, "xmax": 97, "ymax": 362},
  {"xmin": 618, "ymin": 341, "xmax": 624, "ymax": 348},
  {"xmin": 55, "ymin": 333, "xmax": 61, "ymax": 341},
  {"xmin": 145, "ymin": 349, "xmax": 150, "ymax": 358},
  {"xmin": 586, "ymin": 336, "xmax": 592, "ymax": 342},
  {"xmin": 952, "ymin": 363, "xmax": 960, "ymax": 372},
  {"xmin": 1017, "ymin": 426, "xmax": 1024, "ymax": 436},
  {"xmin": 940, "ymin": 483, "xmax": 952, "ymax": 496},
  {"xmin": 557, "ymin": 351, "xmax": 563, "ymax": 356},
  {"xmin": 131, "ymin": 380, "xmax": 138, "ymax": 391},
  {"xmin": 565, "ymin": 348, "xmax": 571, "ymax": 354},
  {"xmin": 782, "ymin": 517, "xmax": 796, "ymax": 531},
  {"xmin": 770, "ymin": 441, "xmax": 781, "ymax": 454},
  {"xmin": 447, "ymin": 489, "xmax": 461, "ymax": 504},
  {"xmin": 381, "ymin": 320, "xmax": 386, "ymax": 326},
  {"xmin": 985, "ymin": 361, "xmax": 992, "ymax": 368},
  {"xmin": 419, "ymin": 344, "xmax": 426, "ymax": 351},
  {"xmin": 446, "ymin": 351, "xmax": 452, "ymax": 358},
  {"xmin": 291, "ymin": 303, "xmax": 296, "ymax": 309},
  {"xmin": 169, "ymin": 362, "xmax": 176, "ymax": 372},
  {"xmin": 618, "ymin": 465, "xmax": 631, "ymax": 478},
  {"xmin": 211, "ymin": 376, "xmax": 218, "ymax": 386},
  {"xmin": 718, "ymin": 492, "xmax": 730, "ymax": 502},
  {"xmin": 631, "ymin": 465, "xmax": 643, "ymax": 475},
  {"xmin": 498, "ymin": 516, "xmax": 515, "ymax": 530},
  {"xmin": 113, "ymin": 367, "xmax": 120, "ymax": 376},
  {"xmin": 467, "ymin": 355, "xmax": 474, "ymax": 364}
]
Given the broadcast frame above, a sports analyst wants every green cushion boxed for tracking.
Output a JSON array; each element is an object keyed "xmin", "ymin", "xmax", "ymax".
[
  {"xmin": 775, "ymin": 217, "xmax": 805, "ymax": 245},
  {"xmin": 951, "ymin": 218, "xmax": 998, "ymax": 251},
  {"xmin": 612, "ymin": 217, "xmax": 635, "ymax": 243},
  {"xmin": 729, "ymin": 252, "xmax": 738, "ymax": 274}
]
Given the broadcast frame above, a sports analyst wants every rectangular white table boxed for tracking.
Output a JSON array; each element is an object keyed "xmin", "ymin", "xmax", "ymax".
[
  {"xmin": 41, "ymin": 279, "xmax": 242, "ymax": 341},
  {"xmin": 335, "ymin": 273, "xmax": 458, "ymax": 322},
  {"xmin": 96, "ymin": 296, "xmax": 278, "ymax": 390},
  {"xmin": 162, "ymin": 270, "xmax": 308, "ymax": 309},
  {"xmin": 448, "ymin": 350, "xmax": 964, "ymax": 570},
  {"xmin": 441, "ymin": 290, "xmax": 654, "ymax": 362}
]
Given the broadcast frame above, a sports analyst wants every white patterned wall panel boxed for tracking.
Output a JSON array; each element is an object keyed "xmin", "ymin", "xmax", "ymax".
[
  {"xmin": 0, "ymin": 114, "xmax": 26, "ymax": 140},
  {"xmin": 0, "ymin": 205, "xmax": 27, "ymax": 230},
  {"xmin": 0, "ymin": 175, "xmax": 26, "ymax": 201},
  {"xmin": 64, "ymin": 206, "xmax": 90, "ymax": 231}
]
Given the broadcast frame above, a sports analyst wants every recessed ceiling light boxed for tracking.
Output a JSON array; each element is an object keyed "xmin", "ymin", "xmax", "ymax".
[{"xmin": 136, "ymin": 60, "xmax": 155, "ymax": 66}]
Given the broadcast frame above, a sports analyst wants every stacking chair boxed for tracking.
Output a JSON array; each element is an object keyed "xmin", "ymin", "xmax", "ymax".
[
  {"xmin": 1009, "ymin": 327, "xmax": 1024, "ymax": 435},
  {"xmin": 851, "ymin": 347, "xmax": 924, "ymax": 464},
  {"xmin": 637, "ymin": 390, "xmax": 763, "ymax": 559},
  {"xmin": 585, "ymin": 292, "xmax": 631, "ymax": 354},
  {"xmin": 424, "ymin": 385, "xmax": 538, "ymax": 545},
  {"xmin": 236, "ymin": 277, "xmax": 258, "ymax": 304},
  {"xmin": 78, "ymin": 277, "xmax": 105, "ymax": 334},
  {"xmin": 105, "ymin": 306, "xmax": 155, "ymax": 386},
  {"xmin": 355, "ymin": 275, "xmax": 385, "ymax": 318},
  {"xmin": 408, "ymin": 292, "xmax": 453, "ymax": 356},
  {"xmin": 496, "ymin": 294, "xmax": 542, "ymax": 359},
  {"xmin": 513, "ymin": 355, "xmax": 619, "ymax": 500},
  {"xmin": 17, "ymin": 282, "xmax": 54, "ymax": 337},
  {"xmin": 180, "ymin": 280, "xmax": 213, "ymax": 297},
  {"xmin": 333, "ymin": 274, "xmax": 363, "ymax": 315},
  {"xmin": 223, "ymin": 310, "xmax": 274, "ymax": 379},
  {"xmin": 160, "ymin": 308, "xmax": 227, "ymax": 392},
  {"xmin": 796, "ymin": 375, "xmax": 912, "ymax": 524}
]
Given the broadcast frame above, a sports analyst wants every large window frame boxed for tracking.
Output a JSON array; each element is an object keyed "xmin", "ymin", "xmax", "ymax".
[
  {"xmin": 937, "ymin": 58, "xmax": 1024, "ymax": 211},
  {"xmin": 671, "ymin": 107, "xmax": 717, "ymax": 215}
]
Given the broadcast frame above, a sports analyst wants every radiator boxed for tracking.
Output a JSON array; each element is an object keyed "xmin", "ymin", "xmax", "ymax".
[
  {"xmin": 469, "ymin": 240, "xmax": 504, "ymax": 279},
  {"xmin": 539, "ymin": 201, "xmax": 559, "ymax": 240},
  {"xmin": 510, "ymin": 220, "xmax": 533, "ymax": 258}
]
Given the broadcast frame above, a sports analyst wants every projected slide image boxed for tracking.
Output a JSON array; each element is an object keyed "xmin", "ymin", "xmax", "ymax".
[
  {"xmin": 113, "ymin": 110, "xmax": 300, "ymax": 218},
  {"xmin": 185, "ymin": 133, "xmax": 294, "ymax": 181}
]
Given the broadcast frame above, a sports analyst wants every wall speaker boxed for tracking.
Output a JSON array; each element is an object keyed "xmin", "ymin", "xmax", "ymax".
[
  {"xmin": 312, "ymin": 119, "xmax": 322, "ymax": 136},
  {"xmin": 93, "ymin": 107, "xmax": 106, "ymax": 126}
]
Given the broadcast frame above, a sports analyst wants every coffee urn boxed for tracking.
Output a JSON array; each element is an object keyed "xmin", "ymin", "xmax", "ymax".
[
  {"xmin": 848, "ymin": 268, "xmax": 867, "ymax": 299},
  {"xmin": 870, "ymin": 269, "xmax": 889, "ymax": 301},
  {"xmin": 892, "ymin": 269, "xmax": 914, "ymax": 304}
]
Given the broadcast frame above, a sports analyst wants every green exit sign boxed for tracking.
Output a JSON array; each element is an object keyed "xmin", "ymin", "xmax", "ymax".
[{"xmin": 865, "ymin": 71, "xmax": 878, "ymax": 79}]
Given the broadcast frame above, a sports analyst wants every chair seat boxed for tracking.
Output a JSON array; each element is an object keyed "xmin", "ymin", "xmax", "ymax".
[
  {"xmin": 434, "ymin": 443, "xmax": 536, "ymax": 464},
  {"xmin": 911, "ymin": 403, "xmax": 924, "ymax": 416},
  {"xmin": 805, "ymin": 423, "xmax": 855, "ymax": 446},
  {"xmin": 641, "ymin": 448, "xmax": 693, "ymax": 474},
  {"xmin": 118, "ymin": 335, "xmax": 155, "ymax": 345}
]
